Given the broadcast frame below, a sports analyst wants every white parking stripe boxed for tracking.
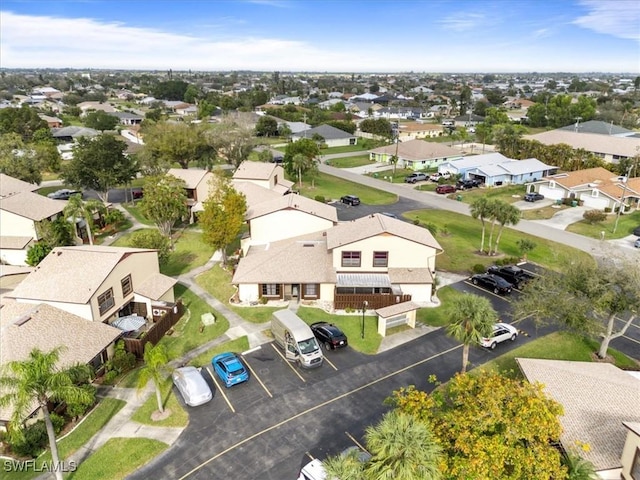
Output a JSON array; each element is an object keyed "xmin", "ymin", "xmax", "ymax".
[
  {"xmin": 205, "ymin": 367, "xmax": 235, "ymax": 413},
  {"xmin": 270, "ymin": 343, "xmax": 306, "ymax": 382},
  {"xmin": 463, "ymin": 280, "xmax": 512, "ymax": 302},
  {"xmin": 345, "ymin": 431, "xmax": 369, "ymax": 454},
  {"xmin": 323, "ymin": 355, "xmax": 338, "ymax": 371},
  {"xmin": 242, "ymin": 358, "xmax": 273, "ymax": 398}
]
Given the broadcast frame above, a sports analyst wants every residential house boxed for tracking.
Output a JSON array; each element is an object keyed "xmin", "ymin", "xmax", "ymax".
[
  {"xmin": 453, "ymin": 114, "xmax": 484, "ymax": 128},
  {"xmin": 166, "ymin": 168, "xmax": 215, "ymax": 221},
  {"xmin": 0, "ymin": 302, "xmax": 122, "ymax": 428},
  {"xmin": 275, "ymin": 120, "xmax": 311, "ymax": 134},
  {"xmin": 109, "ymin": 111, "xmax": 144, "ymax": 126},
  {"xmin": 291, "ymin": 124, "xmax": 357, "ymax": 148},
  {"xmin": 0, "ymin": 174, "xmax": 69, "ymax": 265},
  {"xmin": 621, "ymin": 422, "xmax": 640, "ymax": 480},
  {"xmin": 232, "ymin": 213, "xmax": 443, "ymax": 309},
  {"xmin": 517, "ymin": 359, "xmax": 640, "ymax": 480},
  {"xmin": 38, "ymin": 114, "xmax": 63, "ymax": 128},
  {"xmin": 558, "ymin": 120, "xmax": 637, "ymax": 138},
  {"xmin": 77, "ymin": 101, "xmax": 116, "ymax": 116},
  {"xmin": 368, "ymin": 139, "xmax": 462, "ymax": 171},
  {"xmin": 232, "ymin": 161, "xmax": 294, "ymax": 197},
  {"xmin": 397, "ymin": 122, "xmax": 445, "ymax": 141},
  {"xmin": 51, "ymin": 126, "xmax": 100, "ymax": 143},
  {"xmin": 524, "ymin": 130, "xmax": 640, "ymax": 164},
  {"xmin": 374, "ymin": 107, "xmax": 425, "ymax": 120},
  {"xmin": 526, "ymin": 167, "xmax": 640, "ymax": 212},
  {"xmin": 7, "ymin": 245, "xmax": 177, "ymax": 324},
  {"xmin": 348, "ymin": 102, "xmax": 383, "ymax": 118},
  {"xmin": 438, "ymin": 153, "xmax": 556, "ymax": 186}
]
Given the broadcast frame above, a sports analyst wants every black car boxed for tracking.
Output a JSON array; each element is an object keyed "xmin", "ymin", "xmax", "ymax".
[
  {"xmin": 633, "ymin": 225, "xmax": 640, "ymax": 237},
  {"xmin": 310, "ymin": 322, "xmax": 348, "ymax": 350},
  {"xmin": 340, "ymin": 195, "xmax": 360, "ymax": 206},
  {"xmin": 487, "ymin": 265, "xmax": 535, "ymax": 290},
  {"xmin": 470, "ymin": 273, "xmax": 513, "ymax": 295},
  {"xmin": 271, "ymin": 155, "xmax": 284, "ymax": 164},
  {"xmin": 524, "ymin": 192, "xmax": 545, "ymax": 202},
  {"xmin": 457, "ymin": 179, "xmax": 482, "ymax": 190}
]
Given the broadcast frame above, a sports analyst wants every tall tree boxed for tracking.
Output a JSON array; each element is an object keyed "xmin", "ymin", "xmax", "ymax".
[
  {"xmin": 139, "ymin": 174, "xmax": 188, "ymax": 242},
  {"xmin": 387, "ymin": 371, "xmax": 566, "ymax": 480},
  {"xmin": 284, "ymin": 138, "xmax": 320, "ymax": 179},
  {"xmin": 0, "ymin": 133, "xmax": 61, "ymax": 184},
  {"xmin": 469, "ymin": 197, "xmax": 495, "ymax": 254},
  {"xmin": 491, "ymin": 202, "xmax": 521, "ymax": 256},
  {"xmin": 364, "ymin": 410, "xmax": 442, "ymax": 480},
  {"xmin": 63, "ymin": 194, "xmax": 106, "ymax": 245},
  {"xmin": 136, "ymin": 343, "xmax": 171, "ymax": 415},
  {"xmin": 200, "ymin": 174, "xmax": 247, "ymax": 266},
  {"xmin": 0, "ymin": 348, "xmax": 93, "ymax": 480},
  {"xmin": 445, "ymin": 294, "xmax": 497, "ymax": 373},
  {"xmin": 292, "ymin": 153, "xmax": 309, "ymax": 189},
  {"xmin": 62, "ymin": 134, "xmax": 136, "ymax": 202},
  {"xmin": 84, "ymin": 110, "xmax": 119, "ymax": 131},
  {"xmin": 212, "ymin": 117, "xmax": 256, "ymax": 168},
  {"xmin": 0, "ymin": 105, "xmax": 48, "ymax": 141},
  {"xmin": 512, "ymin": 257, "xmax": 640, "ymax": 359}
]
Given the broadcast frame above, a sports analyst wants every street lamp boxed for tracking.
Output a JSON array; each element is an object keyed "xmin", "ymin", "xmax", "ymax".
[{"xmin": 361, "ymin": 301, "xmax": 369, "ymax": 339}]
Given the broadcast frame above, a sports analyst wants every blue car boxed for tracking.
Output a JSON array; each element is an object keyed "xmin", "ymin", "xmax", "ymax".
[{"xmin": 211, "ymin": 352, "xmax": 249, "ymax": 388}]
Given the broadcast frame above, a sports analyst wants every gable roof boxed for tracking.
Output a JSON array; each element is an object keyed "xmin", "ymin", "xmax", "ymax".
[
  {"xmin": 292, "ymin": 124, "xmax": 355, "ymax": 140},
  {"xmin": 8, "ymin": 246, "xmax": 156, "ymax": 304},
  {"xmin": 369, "ymin": 139, "xmax": 460, "ymax": 160},
  {"xmin": 134, "ymin": 273, "xmax": 177, "ymax": 301},
  {"xmin": 326, "ymin": 213, "xmax": 443, "ymax": 251},
  {"xmin": 525, "ymin": 130, "xmax": 640, "ymax": 158},
  {"xmin": 232, "ymin": 181, "xmax": 282, "ymax": 208},
  {"xmin": 0, "ymin": 173, "xmax": 39, "ymax": 197},
  {"xmin": 558, "ymin": 120, "xmax": 633, "ymax": 136},
  {"xmin": 544, "ymin": 167, "xmax": 625, "ymax": 189},
  {"xmin": 233, "ymin": 161, "xmax": 279, "ymax": 181},
  {"xmin": 517, "ymin": 358, "xmax": 640, "ymax": 472},
  {"xmin": 0, "ymin": 191, "xmax": 66, "ymax": 221},
  {"xmin": 167, "ymin": 168, "xmax": 212, "ymax": 189},
  {"xmin": 246, "ymin": 194, "xmax": 338, "ymax": 223},
  {"xmin": 51, "ymin": 126, "xmax": 100, "ymax": 139}
]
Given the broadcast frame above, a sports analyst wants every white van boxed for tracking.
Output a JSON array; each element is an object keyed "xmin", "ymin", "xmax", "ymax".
[{"xmin": 271, "ymin": 309, "xmax": 323, "ymax": 369}]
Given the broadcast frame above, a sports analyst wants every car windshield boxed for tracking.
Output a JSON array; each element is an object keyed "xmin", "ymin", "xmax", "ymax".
[
  {"xmin": 224, "ymin": 359, "xmax": 244, "ymax": 375},
  {"xmin": 298, "ymin": 338, "xmax": 319, "ymax": 355}
]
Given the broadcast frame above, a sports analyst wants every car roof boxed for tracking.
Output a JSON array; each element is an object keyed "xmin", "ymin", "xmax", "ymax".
[{"xmin": 494, "ymin": 322, "xmax": 516, "ymax": 331}]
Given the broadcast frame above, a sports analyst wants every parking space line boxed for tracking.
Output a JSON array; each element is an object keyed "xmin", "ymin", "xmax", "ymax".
[
  {"xmin": 463, "ymin": 280, "xmax": 512, "ymax": 303},
  {"xmin": 345, "ymin": 431, "xmax": 368, "ymax": 453},
  {"xmin": 178, "ymin": 343, "xmax": 462, "ymax": 480},
  {"xmin": 323, "ymin": 355, "xmax": 338, "ymax": 371},
  {"xmin": 205, "ymin": 367, "xmax": 235, "ymax": 413},
  {"xmin": 304, "ymin": 452, "xmax": 314, "ymax": 461},
  {"xmin": 622, "ymin": 334, "xmax": 640, "ymax": 346},
  {"xmin": 615, "ymin": 317, "xmax": 640, "ymax": 331},
  {"xmin": 270, "ymin": 343, "xmax": 306, "ymax": 383},
  {"xmin": 242, "ymin": 358, "xmax": 273, "ymax": 398}
]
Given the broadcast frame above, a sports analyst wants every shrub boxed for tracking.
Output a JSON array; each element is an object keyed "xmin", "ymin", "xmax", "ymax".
[
  {"xmin": 103, "ymin": 208, "xmax": 125, "ymax": 226},
  {"xmin": 423, "ymin": 223, "xmax": 439, "ymax": 235},
  {"xmin": 472, "ymin": 263, "xmax": 486, "ymax": 274},
  {"xmin": 8, "ymin": 413, "xmax": 65, "ymax": 458},
  {"xmin": 314, "ymin": 195, "xmax": 326, "ymax": 203},
  {"xmin": 102, "ymin": 370, "xmax": 118, "ymax": 385},
  {"xmin": 105, "ymin": 340, "xmax": 136, "ymax": 375},
  {"xmin": 26, "ymin": 242, "xmax": 52, "ymax": 266},
  {"xmin": 129, "ymin": 229, "xmax": 171, "ymax": 263},
  {"xmin": 583, "ymin": 209, "xmax": 606, "ymax": 224},
  {"xmin": 413, "ymin": 218, "xmax": 420, "ymax": 225},
  {"xmin": 259, "ymin": 296, "xmax": 268, "ymax": 305},
  {"xmin": 66, "ymin": 384, "xmax": 96, "ymax": 420},
  {"xmin": 604, "ymin": 207, "xmax": 612, "ymax": 213}
]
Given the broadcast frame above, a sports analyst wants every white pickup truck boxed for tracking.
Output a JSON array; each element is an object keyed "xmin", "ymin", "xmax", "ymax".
[{"xmin": 429, "ymin": 172, "xmax": 451, "ymax": 182}]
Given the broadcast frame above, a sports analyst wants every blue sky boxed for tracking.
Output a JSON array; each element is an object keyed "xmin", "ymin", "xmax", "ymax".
[{"xmin": 1, "ymin": 0, "xmax": 638, "ymax": 72}]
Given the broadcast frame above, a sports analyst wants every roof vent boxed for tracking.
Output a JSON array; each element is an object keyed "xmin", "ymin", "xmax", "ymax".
[
  {"xmin": 303, "ymin": 243, "xmax": 314, "ymax": 248},
  {"xmin": 14, "ymin": 314, "xmax": 32, "ymax": 326}
]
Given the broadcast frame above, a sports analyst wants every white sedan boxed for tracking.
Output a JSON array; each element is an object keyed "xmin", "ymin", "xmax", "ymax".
[
  {"xmin": 480, "ymin": 323, "xmax": 518, "ymax": 349},
  {"xmin": 172, "ymin": 366, "xmax": 213, "ymax": 407}
]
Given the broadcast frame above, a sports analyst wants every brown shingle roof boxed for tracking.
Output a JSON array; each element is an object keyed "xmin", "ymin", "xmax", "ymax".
[
  {"xmin": 167, "ymin": 168, "xmax": 212, "ymax": 189},
  {"xmin": 246, "ymin": 194, "xmax": 337, "ymax": 222},
  {"xmin": 0, "ymin": 173, "xmax": 39, "ymax": 197},
  {"xmin": 233, "ymin": 161, "xmax": 279, "ymax": 181},
  {"xmin": 326, "ymin": 214, "xmax": 443, "ymax": 252},
  {"xmin": 545, "ymin": 167, "xmax": 620, "ymax": 189},
  {"xmin": 0, "ymin": 191, "xmax": 65, "ymax": 221},
  {"xmin": 135, "ymin": 273, "xmax": 177, "ymax": 301},
  {"xmin": 369, "ymin": 139, "xmax": 460, "ymax": 160}
]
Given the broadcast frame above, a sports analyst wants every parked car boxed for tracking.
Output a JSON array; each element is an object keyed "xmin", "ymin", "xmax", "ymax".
[
  {"xmin": 635, "ymin": 238, "xmax": 640, "ymax": 248},
  {"xmin": 486, "ymin": 265, "xmax": 535, "ymax": 290},
  {"xmin": 430, "ymin": 171, "xmax": 451, "ymax": 182},
  {"xmin": 633, "ymin": 225, "xmax": 640, "ymax": 237},
  {"xmin": 171, "ymin": 366, "xmax": 213, "ymax": 407},
  {"xmin": 310, "ymin": 322, "xmax": 348, "ymax": 350},
  {"xmin": 470, "ymin": 273, "xmax": 513, "ymax": 295},
  {"xmin": 435, "ymin": 184, "xmax": 456, "ymax": 194},
  {"xmin": 47, "ymin": 189, "xmax": 81, "ymax": 200},
  {"xmin": 524, "ymin": 192, "xmax": 545, "ymax": 202},
  {"xmin": 211, "ymin": 352, "xmax": 249, "ymax": 388},
  {"xmin": 271, "ymin": 155, "xmax": 284, "ymax": 164},
  {"xmin": 340, "ymin": 195, "xmax": 361, "ymax": 206},
  {"xmin": 298, "ymin": 459, "xmax": 326, "ymax": 480},
  {"xmin": 404, "ymin": 172, "xmax": 428, "ymax": 183},
  {"xmin": 456, "ymin": 178, "xmax": 482, "ymax": 190},
  {"xmin": 480, "ymin": 322, "xmax": 518, "ymax": 349},
  {"xmin": 132, "ymin": 188, "xmax": 144, "ymax": 199}
]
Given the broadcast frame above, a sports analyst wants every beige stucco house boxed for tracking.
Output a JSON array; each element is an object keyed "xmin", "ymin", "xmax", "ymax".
[
  {"xmin": 7, "ymin": 245, "xmax": 177, "ymax": 325},
  {"xmin": 232, "ymin": 161, "xmax": 293, "ymax": 196},
  {"xmin": 526, "ymin": 167, "xmax": 640, "ymax": 212},
  {"xmin": 621, "ymin": 422, "xmax": 640, "ymax": 480},
  {"xmin": 166, "ymin": 168, "xmax": 216, "ymax": 221},
  {"xmin": 397, "ymin": 122, "xmax": 445, "ymax": 141},
  {"xmin": 232, "ymin": 213, "xmax": 442, "ymax": 309},
  {"xmin": 0, "ymin": 174, "xmax": 67, "ymax": 265},
  {"xmin": 368, "ymin": 139, "xmax": 462, "ymax": 171}
]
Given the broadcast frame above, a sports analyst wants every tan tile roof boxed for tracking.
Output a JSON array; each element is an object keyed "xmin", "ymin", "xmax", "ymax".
[
  {"xmin": 525, "ymin": 130, "xmax": 640, "ymax": 157},
  {"xmin": 0, "ymin": 191, "xmax": 65, "ymax": 221},
  {"xmin": 167, "ymin": 168, "xmax": 212, "ymax": 189},
  {"xmin": 232, "ymin": 181, "xmax": 282, "ymax": 208},
  {"xmin": 388, "ymin": 268, "xmax": 434, "ymax": 284},
  {"xmin": 0, "ymin": 265, "xmax": 33, "ymax": 278},
  {"xmin": 8, "ymin": 245, "xmax": 155, "ymax": 304},
  {"xmin": 375, "ymin": 300, "xmax": 422, "ymax": 317},
  {"xmin": 232, "ymin": 232, "xmax": 335, "ymax": 284},
  {"xmin": 233, "ymin": 161, "xmax": 279, "ymax": 181},
  {"xmin": 369, "ymin": 139, "xmax": 460, "ymax": 160},
  {"xmin": 517, "ymin": 358, "xmax": 640, "ymax": 472},
  {"xmin": 0, "ymin": 236, "xmax": 34, "ymax": 249},
  {"xmin": 135, "ymin": 273, "xmax": 177, "ymax": 301},
  {"xmin": 0, "ymin": 174, "xmax": 39, "ymax": 197},
  {"xmin": 246, "ymin": 194, "xmax": 338, "ymax": 222},
  {"xmin": 398, "ymin": 123, "xmax": 444, "ymax": 132},
  {"xmin": 326, "ymin": 214, "xmax": 443, "ymax": 252},
  {"xmin": 544, "ymin": 167, "xmax": 640, "ymax": 201},
  {"xmin": 0, "ymin": 303, "xmax": 121, "ymax": 421}
]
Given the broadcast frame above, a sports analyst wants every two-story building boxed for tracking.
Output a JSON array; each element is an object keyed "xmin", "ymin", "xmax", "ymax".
[{"xmin": 397, "ymin": 122, "xmax": 445, "ymax": 141}]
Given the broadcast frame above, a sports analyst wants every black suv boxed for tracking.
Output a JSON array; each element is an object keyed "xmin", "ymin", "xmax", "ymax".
[
  {"xmin": 524, "ymin": 192, "xmax": 544, "ymax": 202},
  {"xmin": 340, "ymin": 195, "xmax": 360, "ymax": 206},
  {"xmin": 457, "ymin": 179, "xmax": 482, "ymax": 190},
  {"xmin": 310, "ymin": 322, "xmax": 348, "ymax": 350}
]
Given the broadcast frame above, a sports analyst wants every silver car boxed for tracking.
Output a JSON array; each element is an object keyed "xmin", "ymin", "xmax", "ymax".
[{"xmin": 172, "ymin": 366, "xmax": 213, "ymax": 407}]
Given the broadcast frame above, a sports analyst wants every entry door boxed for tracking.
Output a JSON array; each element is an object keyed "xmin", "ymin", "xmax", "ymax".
[
  {"xmin": 292, "ymin": 284, "xmax": 300, "ymax": 298},
  {"xmin": 284, "ymin": 332, "xmax": 298, "ymax": 361}
]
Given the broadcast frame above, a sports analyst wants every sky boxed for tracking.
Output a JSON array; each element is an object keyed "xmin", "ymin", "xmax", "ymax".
[{"xmin": 1, "ymin": 0, "xmax": 639, "ymax": 73}]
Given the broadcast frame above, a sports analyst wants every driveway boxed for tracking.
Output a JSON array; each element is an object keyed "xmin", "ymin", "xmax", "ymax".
[{"xmin": 530, "ymin": 205, "xmax": 589, "ymax": 230}]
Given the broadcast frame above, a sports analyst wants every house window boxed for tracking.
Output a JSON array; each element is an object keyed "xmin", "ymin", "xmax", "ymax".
[
  {"xmin": 341, "ymin": 251, "xmax": 361, "ymax": 267},
  {"xmin": 97, "ymin": 288, "xmax": 115, "ymax": 315},
  {"xmin": 549, "ymin": 181, "xmax": 556, "ymax": 188},
  {"xmin": 121, "ymin": 275, "xmax": 132, "ymax": 297},
  {"xmin": 591, "ymin": 190, "xmax": 599, "ymax": 197},
  {"xmin": 261, "ymin": 284, "xmax": 281, "ymax": 297},
  {"xmin": 373, "ymin": 251, "xmax": 388, "ymax": 267},
  {"xmin": 304, "ymin": 284, "xmax": 318, "ymax": 297}
]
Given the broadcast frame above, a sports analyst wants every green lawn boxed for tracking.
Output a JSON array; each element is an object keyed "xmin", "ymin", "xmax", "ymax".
[
  {"xmin": 473, "ymin": 331, "xmax": 639, "ymax": 378},
  {"xmin": 454, "ymin": 184, "xmax": 527, "ymax": 205},
  {"xmin": 406, "ymin": 209, "xmax": 593, "ymax": 273},
  {"xmin": 188, "ymin": 336, "xmax": 251, "ymax": 368},
  {"xmin": 68, "ymin": 437, "xmax": 168, "ymax": 480},
  {"xmin": 417, "ymin": 286, "xmax": 465, "ymax": 327},
  {"xmin": 320, "ymin": 144, "xmax": 368, "ymax": 155},
  {"xmin": 326, "ymin": 155, "xmax": 374, "ymax": 168},
  {"xmin": 120, "ymin": 203, "xmax": 154, "ymax": 225},
  {"xmin": 4, "ymin": 398, "xmax": 126, "ymax": 480},
  {"xmin": 566, "ymin": 210, "xmax": 640, "ymax": 239},
  {"xmin": 521, "ymin": 205, "xmax": 569, "ymax": 220},
  {"xmin": 296, "ymin": 172, "xmax": 397, "ymax": 205},
  {"xmin": 296, "ymin": 306, "xmax": 382, "ymax": 354},
  {"xmin": 130, "ymin": 377, "xmax": 189, "ymax": 427}
]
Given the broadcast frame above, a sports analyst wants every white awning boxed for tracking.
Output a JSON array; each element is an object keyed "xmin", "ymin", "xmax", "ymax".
[{"xmin": 336, "ymin": 273, "xmax": 391, "ymax": 288}]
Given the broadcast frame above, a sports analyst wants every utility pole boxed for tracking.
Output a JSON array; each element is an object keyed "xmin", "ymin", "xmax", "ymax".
[{"xmin": 613, "ymin": 164, "xmax": 634, "ymax": 234}]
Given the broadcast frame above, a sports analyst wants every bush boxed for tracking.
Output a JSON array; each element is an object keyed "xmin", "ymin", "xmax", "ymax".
[
  {"xmin": 314, "ymin": 195, "xmax": 326, "ymax": 203},
  {"xmin": 129, "ymin": 229, "xmax": 171, "ymax": 263},
  {"xmin": 103, "ymin": 208, "xmax": 125, "ymax": 226},
  {"xmin": 472, "ymin": 263, "xmax": 486, "ymax": 274},
  {"xmin": 102, "ymin": 370, "xmax": 118, "ymax": 385},
  {"xmin": 105, "ymin": 340, "xmax": 136, "ymax": 375},
  {"xmin": 583, "ymin": 209, "xmax": 607, "ymax": 224},
  {"xmin": 66, "ymin": 384, "xmax": 96, "ymax": 420},
  {"xmin": 26, "ymin": 242, "xmax": 52, "ymax": 266},
  {"xmin": 423, "ymin": 223, "xmax": 439, "ymax": 235},
  {"xmin": 604, "ymin": 207, "xmax": 612, "ymax": 213},
  {"xmin": 8, "ymin": 413, "xmax": 65, "ymax": 458}
]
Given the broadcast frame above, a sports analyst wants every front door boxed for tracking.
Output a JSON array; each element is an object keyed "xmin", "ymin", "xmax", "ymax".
[{"xmin": 292, "ymin": 284, "xmax": 300, "ymax": 298}]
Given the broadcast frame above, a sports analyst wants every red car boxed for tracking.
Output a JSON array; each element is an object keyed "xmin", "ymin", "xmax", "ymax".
[
  {"xmin": 132, "ymin": 189, "xmax": 144, "ymax": 199},
  {"xmin": 436, "ymin": 184, "xmax": 456, "ymax": 194}
]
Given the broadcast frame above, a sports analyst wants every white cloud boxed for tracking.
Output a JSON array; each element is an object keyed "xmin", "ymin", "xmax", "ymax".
[
  {"xmin": 573, "ymin": 0, "xmax": 640, "ymax": 41},
  {"xmin": 439, "ymin": 12, "xmax": 486, "ymax": 32}
]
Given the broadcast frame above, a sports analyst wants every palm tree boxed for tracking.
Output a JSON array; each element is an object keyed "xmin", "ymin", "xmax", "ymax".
[
  {"xmin": 0, "ymin": 347, "xmax": 93, "ymax": 480},
  {"xmin": 470, "ymin": 197, "xmax": 495, "ymax": 254},
  {"xmin": 63, "ymin": 194, "xmax": 106, "ymax": 245},
  {"xmin": 364, "ymin": 410, "xmax": 442, "ymax": 480},
  {"xmin": 563, "ymin": 450, "xmax": 598, "ymax": 480},
  {"xmin": 291, "ymin": 153, "xmax": 308, "ymax": 189},
  {"xmin": 445, "ymin": 294, "xmax": 497, "ymax": 373},
  {"xmin": 323, "ymin": 447, "xmax": 366, "ymax": 479},
  {"xmin": 137, "ymin": 342, "xmax": 171, "ymax": 414},
  {"xmin": 491, "ymin": 203, "xmax": 521, "ymax": 256}
]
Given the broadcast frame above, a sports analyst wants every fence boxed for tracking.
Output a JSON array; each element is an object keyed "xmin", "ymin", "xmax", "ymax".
[
  {"xmin": 122, "ymin": 300, "xmax": 184, "ymax": 358},
  {"xmin": 333, "ymin": 294, "xmax": 412, "ymax": 311}
]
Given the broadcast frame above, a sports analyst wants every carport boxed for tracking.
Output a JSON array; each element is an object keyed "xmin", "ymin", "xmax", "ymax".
[{"xmin": 375, "ymin": 301, "xmax": 420, "ymax": 336}]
